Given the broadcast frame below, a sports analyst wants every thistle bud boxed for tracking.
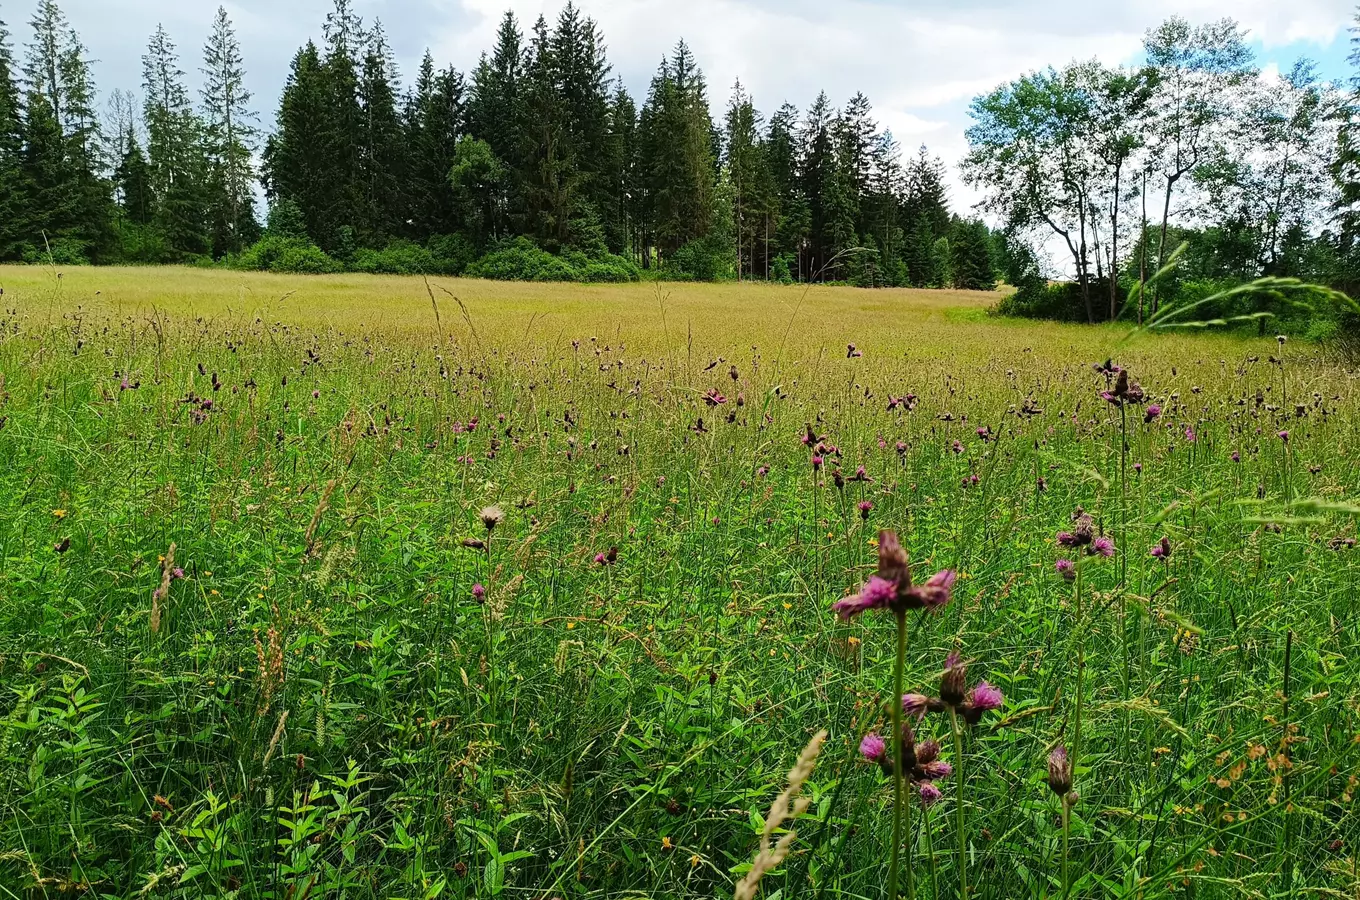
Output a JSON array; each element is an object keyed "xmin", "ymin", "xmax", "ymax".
[
  {"xmin": 1047, "ymin": 745, "xmax": 1072, "ymax": 798},
  {"xmin": 940, "ymin": 651, "xmax": 967, "ymax": 707}
]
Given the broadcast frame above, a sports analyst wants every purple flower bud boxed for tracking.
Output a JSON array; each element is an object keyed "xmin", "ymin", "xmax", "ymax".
[
  {"xmin": 859, "ymin": 732, "xmax": 887, "ymax": 763},
  {"xmin": 1144, "ymin": 404, "xmax": 1162, "ymax": 423},
  {"xmin": 172, "ymin": 567, "xmax": 185, "ymax": 580},
  {"xmin": 1090, "ymin": 536, "xmax": 1115, "ymax": 558},
  {"xmin": 472, "ymin": 583, "xmax": 486, "ymax": 601},
  {"xmin": 811, "ymin": 455, "xmax": 823, "ymax": 470},
  {"xmin": 1048, "ymin": 745, "xmax": 1072, "ymax": 797},
  {"xmin": 1150, "ymin": 536, "xmax": 1171, "ymax": 559},
  {"xmin": 902, "ymin": 693, "xmax": 931, "ymax": 718},
  {"xmin": 1231, "ymin": 450, "xmax": 1241, "ymax": 463},
  {"xmin": 1277, "ymin": 430, "xmax": 1289, "ymax": 442},
  {"xmin": 918, "ymin": 781, "xmax": 943, "ymax": 807},
  {"xmin": 1056, "ymin": 558, "xmax": 1076, "ymax": 581},
  {"xmin": 940, "ymin": 651, "xmax": 967, "ymax": 706}
]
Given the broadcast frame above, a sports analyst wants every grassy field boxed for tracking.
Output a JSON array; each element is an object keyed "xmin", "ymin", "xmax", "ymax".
[{"xmin": 0, "ymin": 265, "xmax": 1356, "ymax": 899}]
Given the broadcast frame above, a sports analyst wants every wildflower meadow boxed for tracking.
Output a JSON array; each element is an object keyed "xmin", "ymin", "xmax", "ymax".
[{"xmin": 0, "ymin": 266, "xmax": 1357, "ymax": 898}]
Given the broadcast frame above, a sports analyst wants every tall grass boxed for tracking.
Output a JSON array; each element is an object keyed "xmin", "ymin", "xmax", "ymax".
[{"xmin": 0, "ymin": 267, "xmax": 1355, "ymax": 898}]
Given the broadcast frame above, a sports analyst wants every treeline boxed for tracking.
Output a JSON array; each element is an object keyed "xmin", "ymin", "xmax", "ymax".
[
  {"xmin": 966, "ymin": 15, "xmax": 1360, "ymax": 333},
  {"xmin": 0, "ymin": 0, "xmax": 998, "ymax": 287}
]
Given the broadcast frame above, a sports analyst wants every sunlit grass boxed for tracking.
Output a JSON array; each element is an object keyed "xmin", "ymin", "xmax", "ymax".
[{"xmin": 0, "ymin": 265, "xmax": 1355, "ymax": 899}]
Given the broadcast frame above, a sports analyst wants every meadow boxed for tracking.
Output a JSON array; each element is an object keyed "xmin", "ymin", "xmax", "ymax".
[{"xmin": 0, "ymin": 265, "xmax": 1356, "ymax": 899}]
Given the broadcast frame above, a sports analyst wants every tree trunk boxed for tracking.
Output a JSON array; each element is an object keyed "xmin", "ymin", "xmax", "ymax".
[
  {"xmin": 1153, "ymin": 172, "xmax": 1179, "ymax": 315},
  {"xmin": 1109, "ymin": 160, "xmax": 1122, "ymax": 321},
  {"xmin": 1138, "ymin": 172, "xmax": 1148, "ymax": 326}
]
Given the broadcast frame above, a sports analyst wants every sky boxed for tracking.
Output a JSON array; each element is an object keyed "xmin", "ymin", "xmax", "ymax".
[{"xmin": 5, "ymin": 0, "xmax": 1358, "ymax": 222}]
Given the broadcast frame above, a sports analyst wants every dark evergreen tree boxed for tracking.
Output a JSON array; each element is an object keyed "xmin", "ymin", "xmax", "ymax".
[
  {"xmin": 358, "ymin": 21, "xmax": 404, "ymax": 243},
  {"xmin": 22, "ymin": 0, "xmax": 113, "ymax": 260},
  {"xmin": 602, "ymin": 80, "xmax": 636, "ymax": 256},
  {"xmin": 903, "ymin": 145, "xmax": 950, "ymax": 286},
  {"xmin": 113, "ymin": 125, "xmax": 153, "ymax": 226},
  {"xmin": 143, "ymin": 24, "xmax": 210, "ymax": 257},
  {"xmin": 263, "ymin": 42, "xmax": 328, "ymax": 243},
  {"xmin": 949, "ymin": 217, "xmax": 997, "ymax": 290},
  {"xmin": 0, "ymin": 14, "xmax": 25, "ymax": 260},
  {"xmin": 403, "ymin": 53, "xmax": 464, "ymax": 238},
  {"xmin": 201, "ymin": 6, "xmax": 259, "ymax": 256}
]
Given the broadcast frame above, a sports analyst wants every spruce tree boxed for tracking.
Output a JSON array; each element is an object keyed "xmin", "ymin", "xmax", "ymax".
[
  {"xmin": 22, "ymin": 0, "xmax": 113, "ymax": 260},
  {"xmin": 0, "ymin": 14, "xmax": 25, "ymax": 260},
  {"xmin": 602, "ymin": 80, "xmax": 636, "ymax": 256},
  {"xmin": 201, "ymin": 6, "xmax": 259, "ymax": 256},
  {"xmin": 403, "ymin": 53, "xmax": 464, "ymax": 238},
  {"xmin": 358, "ymin": 21, "xmax": 404, "ymax": 243},
  {"xmin": 113, "ymin": 125, "xmax": 153, "ymax": 226},
  {"xmin": 143, "ymin": 24, "xmax": 210, "ymax": 257},
  {"xmin": 903, "ymin": 145, "xmax": 950, "ymax": 286},
  {"xmin": 263, "ymin": 42, "xmax": 328, "ymax": 243}
]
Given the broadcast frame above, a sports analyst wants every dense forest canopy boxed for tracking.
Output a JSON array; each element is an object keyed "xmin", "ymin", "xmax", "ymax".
[{"xmin": 1, "ymin": 0, "xmax": 1359, "ymax": 319}]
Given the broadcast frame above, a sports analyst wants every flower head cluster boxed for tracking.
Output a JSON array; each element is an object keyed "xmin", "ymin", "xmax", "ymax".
[
  {"xmin": 1047, "ymin": 744, "xmax": 1076, "ymax": 806},
  {"xmin": 1100, "ymin": 368, "xmax": 1146, "ymax": 407},
  {"xmin": 832, "ymin": 530, "xmax": 956, "ymax": 620},
  {"xmin": 1056, "ymin": 509, "xmax": 1114, "ymax": 558},
  {"xmin": 900, "ymin": 651, "xmax": 1005, "ymax": 727},
  {"xmin": 859, "ymin": 722, "xmax": 951, "ymax": 805}
]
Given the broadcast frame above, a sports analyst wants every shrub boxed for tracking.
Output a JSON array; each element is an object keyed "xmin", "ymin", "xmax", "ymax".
[
  {"xmin": 427, "ymin": 234, "xmax": 477, "ymax": 276},
  {"xmin": 21, "ymin": 237, "xmax": 92, "ymax": 266},
  {"xmin": 466, "ymin": 238, "xmax": 640, "ymax": 283},
  {"xmin": 351, "ymin": 242, "xmax": 440, "ymax": 276},
  {"xmin": 233, "ymin": 235, "xmax": 341, "ymax": 274}
]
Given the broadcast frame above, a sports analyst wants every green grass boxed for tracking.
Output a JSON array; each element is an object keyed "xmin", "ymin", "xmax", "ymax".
[{"xmin": 0, "ymin": 265, "xmax": 1356, "ymax": 899}]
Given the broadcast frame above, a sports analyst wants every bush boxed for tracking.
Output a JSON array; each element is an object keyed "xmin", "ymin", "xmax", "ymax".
[
  {"xmin": 232, "ymin": 235, "xmax": 341, "ymax": 274},
  {"xmin": 665, "ymin": 236, "xmax": 733, "ymax": 282},
  {"xmin": 427, "ymin": 234, "xmax": 477, "ymax": 276},
  {"xmin": 466, "ymin": 237, "xmax": 639, "ymax": 283},
  {"xmin": 21, "ymin": 237, "xmax": 92, "ymax": 266},
  {"xmin": 351, "ymin": 241, "xmax": 440, "ymax": 276}
]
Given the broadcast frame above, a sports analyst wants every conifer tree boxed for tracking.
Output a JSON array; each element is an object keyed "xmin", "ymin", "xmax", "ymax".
[
  {"xmin": 201, "ymin": 6, "xmax": 259, "ymax": 256},
  {"xmin": 358, "ymin": 21, "xmax": 404, "ymax": 243},
  {"xmin": 0, "ymin": 14, "xmax": 25, "ymax": 259},
  {"xmin": 143, "ymin": 24, "xmax": 210, "ymax": 257},
  {"xmin": 263, "ymin": 42, "xmax": 328, "ymax": 243}
]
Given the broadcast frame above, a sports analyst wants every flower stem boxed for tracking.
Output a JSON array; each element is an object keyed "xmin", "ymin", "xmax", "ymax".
[
  {"xmin": 925, "ymin": 807, "xmax": 938, "ymax": 900},
  {"xmin": 949, "ymin": 706, "xmax": 966, "ymax": 899},
  {"xmin": 1060, "ymin": 799, "xmax": 1071, "ymax": 900},
  {"xmin": 888, "ymin": 609, "xmax": 912, "ymax": 900}
]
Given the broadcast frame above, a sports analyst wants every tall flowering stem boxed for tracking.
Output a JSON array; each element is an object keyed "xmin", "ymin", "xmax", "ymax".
[
  {"xmin": 889, "ymin": 609, "xmax": 911, "ymax": 900},
  {"xmin": 833, "ymin": 529, "xmax": 955, "ymax": 900},
  {"xmin": 948, "ymin": 706, "xmax": 967, "ymax": 898}
]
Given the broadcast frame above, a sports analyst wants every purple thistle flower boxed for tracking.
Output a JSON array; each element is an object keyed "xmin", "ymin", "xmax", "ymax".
[
  {"xmin": 1277, "ymin": 430, "xmax": 1289, "ymax": 442},
  {"xmin": 859, "ymin": 732, "xmax": 887, "ymax": 763},
  {"xmin": 968, "ymin": 682, "xmax": 1004, "ymax": 712},
  {"xmin": 1150, "ymin": 536, "xmax": 1171, "ymax": 559},
  {"xmin": 902, "ymin": 693, "xmax": 931, "ymax": 717},
  {"xmin": 857, "ymin": 500, "xmax": 873, "ymax": 520},
  {"xmin": 1134, "ymin": 462, "xmax": 1143, "ymax": 474},
  {"xmin": 811, "ymin": 454, "xmax": 824, "ymax": 470},
  {"xmin": 594, "ymin": 553, "xmax": 607, "ymax": 565},
  {"xmin": 921, "ymin": 759, "xmax": 953, "ymax": 780},
  {"xmin": 832, "ymin": 575, "xmax": 897, "ymax": 620},
  {"xmin": 1231, "ymin": 450, "xmax": 1241, "ymax": 462},
  {"xmin": 1144, "ymin": 404, "xmax": 1162, "ymax": 422},
  {"xmin": 1090, "ymin": 536, "xmax": 1115, "ymax": 558},
  {"xmin": 1184, "ymin": 426, "xmax": 1196, "ymax": 443},
  {"xmin": 172, "ymin": 567, "xmax": 185, "ymax": 580},
  {"xmin": 951, "ymin": 440, "xmax": 964, "ymax": 454},
  {"xmin": 918, "ymin": 781, "xmax": 943, "ymax": 807},
  {"xmin": 1055, "ymin": 558, "xmax": 1076, "ymax": 582},
  {"xmin": 905, "ymin": 569, "xmax": 956, "ymax": 610},
  {"xmin": 472, "ymin": 583, "xmax": 486, "ymax": 601}
]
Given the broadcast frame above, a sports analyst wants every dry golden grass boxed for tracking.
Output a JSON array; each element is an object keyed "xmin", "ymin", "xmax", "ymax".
[{"xmin": 0, "ymin": 263, "xmax": 1270, "ymax": 370}]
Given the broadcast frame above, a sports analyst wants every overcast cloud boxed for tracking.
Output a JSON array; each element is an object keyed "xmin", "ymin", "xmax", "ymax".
[{"xmin": 7, "ymin": 0, "xmax": 1355, "ymax": 220}]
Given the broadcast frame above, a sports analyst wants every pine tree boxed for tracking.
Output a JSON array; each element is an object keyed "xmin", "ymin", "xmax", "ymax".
[
  {"xmin": 903, "ymin": 145, "xmax": 950, "ymax": 286},
  {"xmin": 766, "ymin": 102, "xmax": 808, "ymax": 278},
  {"xmin": 0, "ymin": 14, "xmax": 26, "ymax": 259},
  {"xmin": 799, "ymin": 92, "xmax": 835, "ymax": 277},
  {"xmin": 403, "ymin": 52, "xmax": 464, "ymax": 238},
  {"xmin": 143, "ymin": 24, "xmax": 210, "ymax": 257},
  {"xmin": 201, "ymin": 6, "xmax": 259, "ymax": 256},
  {"xmin": 22, "ymin": 0, "xmax": 113, "ymax": 260},
  {"xmin": 724, "ymin": 81, "xmax": 776, "ymax": 279},
  {"xmin": 263, "ymin": 42, "xmax": 328, "ymax": 243},
  {"xmin": 113, "ymin": 124, "xmax": 153, "ymax": 226},
  {"xmin": 317, "ymin": 0, "xmax": 365, "ymax": 253},
  {"xmin": 358, "ymin": 21, "xmax": 404, "ymax": 243},
  {"xmin": 602, "ymin": 80, "xmax": 636, "ymax": 256},
  {"xmin": 517, "ymin": 14, "xmax": 577, "ymax": 249},
  {"xmin": 949, "ymin": 217, "xmax": 997, "ymax": 290},
  {"xmin": 468, "ymin": 12, "xmax": 523, "ymax": 169},
  {"xmin": 636, "ymin": 41, "xmax": 714, "ymax": 261}
]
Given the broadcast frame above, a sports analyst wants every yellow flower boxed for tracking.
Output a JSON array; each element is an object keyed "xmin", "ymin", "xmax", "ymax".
[
  {"xmin": 204, "ymin": 571, "xmax": 213, "ymax": 577},
  {"xmin": 52, "ymin": 509, "xmax": 67, "ymax": 518},
  {"xmin": 847, "ymin": 636, "xmax": 861, "ymax": 647},
  {"xmin": 566, "ymin": 622, "xmax": 576, "ymax": 630},
  {"xmin": 210, "ymin": 589, "xmax": 220, "ymax": 596},
  {"xmin": 868, "ymin": 537, "xmax": 878, "ymax": 547},
  {"xmin": 782, "ymin": 602, "xmax": 792, "ymax": 610},
  {"xmin": 690, "ymin": 853, "xmax": 701, "ymax": 868},
  {"xmin": 661, "ymin": 836, "xmax": 673, "ymax": 851}
]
